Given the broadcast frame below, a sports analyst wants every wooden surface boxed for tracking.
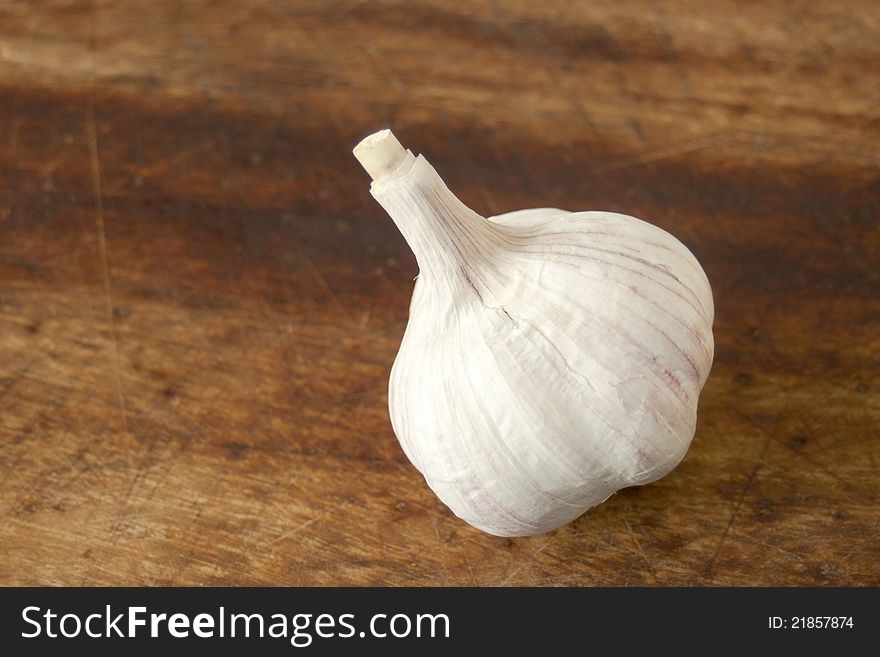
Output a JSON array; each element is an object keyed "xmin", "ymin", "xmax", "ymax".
[{"xmin": 1, "ymin": 0, "xmax": 878, "ymax": 586}]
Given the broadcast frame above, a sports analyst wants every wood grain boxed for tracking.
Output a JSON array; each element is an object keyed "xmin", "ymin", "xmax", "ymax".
[{"xmin": 1, "ymin": 0, "xmax": 878, "ymax": 585}]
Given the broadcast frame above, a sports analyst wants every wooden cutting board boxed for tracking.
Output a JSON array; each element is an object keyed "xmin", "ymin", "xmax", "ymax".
[{"xmin": 1, "ymin": 0, "xmax": 877, "ymax": 585}]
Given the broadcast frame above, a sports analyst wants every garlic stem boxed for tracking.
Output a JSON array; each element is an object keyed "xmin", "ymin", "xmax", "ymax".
[{"xmin": 354, "ymin": 130, "xmax": 498, "ymax": 293}]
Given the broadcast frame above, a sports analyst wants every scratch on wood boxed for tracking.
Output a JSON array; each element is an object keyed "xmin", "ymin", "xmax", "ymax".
[
  {"xmin": 623, "ymin": 519, "xmax": 658, "ymax": 583},
  {"xmin": 461, "ymin": 550, "xmax": 478, "ymax": 586},
  {"xmin": 265, "ymin": 498, "xmax": 351, "ymax": 547},
  {"xmin": 705, "ymin": 434, "xmax": 772, "ymax": 579},
  {"xmin": 498, "ymin": 542, "xmax": 548, "ymax": 585},
  {"xmin": 591, "ymin": 133, "xmax": 729, "ymax": 175},
  {"xmin": 103, "ymin": 143, "xmax": 208, "ymax": 194},
  {"xmin": 144, "ymin": 461, "xmax": 175, "ymax": 503},
  {"xmin": 298, "ymin": 246, "xmax": 345, "ymax": 313},
  {"xmin": 87, "ymin": 27, "xmax": 130, "ymax": 438}
]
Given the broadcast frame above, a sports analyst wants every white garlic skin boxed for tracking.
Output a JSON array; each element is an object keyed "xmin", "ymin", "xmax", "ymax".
[{"xmin": 357, "ymin": 132, "xmax": 714, "ymax": 537}]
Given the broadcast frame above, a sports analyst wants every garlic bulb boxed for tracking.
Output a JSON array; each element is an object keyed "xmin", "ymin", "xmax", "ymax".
[{"xmin": 354, "ymin": 129, "xmax": 714, "ymax": 537}]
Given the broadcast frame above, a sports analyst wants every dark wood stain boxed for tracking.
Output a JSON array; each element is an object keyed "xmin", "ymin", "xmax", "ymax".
[{"xmin": 0, "ymin": 0, "xmax": 878, "ymax": 586}]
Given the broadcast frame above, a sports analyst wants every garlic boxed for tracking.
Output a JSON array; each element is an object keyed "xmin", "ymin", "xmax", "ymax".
[{"xmin": 353, "ymin": 129, "xmax": 714, "ymax": 537}]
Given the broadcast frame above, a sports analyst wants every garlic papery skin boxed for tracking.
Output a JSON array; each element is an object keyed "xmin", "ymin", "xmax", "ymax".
[{"xmin": 354, "ymin": 129, "xmax": 715, "ymax": 537}]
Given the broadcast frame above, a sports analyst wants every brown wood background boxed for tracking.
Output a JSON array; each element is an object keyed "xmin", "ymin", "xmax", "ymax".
[{"xmin": 1, "ymin": 1, "xmax": 878, "ymax": 586}]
